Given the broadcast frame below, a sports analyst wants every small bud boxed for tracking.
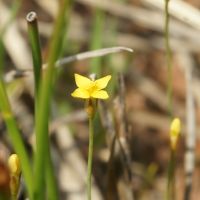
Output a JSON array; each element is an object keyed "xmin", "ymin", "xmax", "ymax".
[
  {"xmin": 170, "ymin": 118, "xmax": 181, "ymax": 149},
  {"xmin": 8, "ymin": 154, "xmax": 21, "ymax": 199},
  {"xmin": 85, "ymin": 99, "xmax": 97, "ymax": 118},
  {"xmin": 8, "ymin": 154, "xmax": 21, "ymax": 176},
  {"xmin": 170, "ymin": 118, "xmax": 181, "ymax": 137}
]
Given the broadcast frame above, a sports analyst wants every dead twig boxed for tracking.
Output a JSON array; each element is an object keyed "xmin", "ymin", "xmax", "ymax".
[
  {"xmin": 176, "ymin": 52, "xmax": 196, "ymax": 200},
  {"xmin": 76, "ymin": 0, "xmax": 200, "ymax": 41},
  {"xmin": 104, "ymin": 73, "xmax": 134, "ymax": 200},
  {"xmin": 4, "ymin": 46, "xmax": 133, "ymax": 82}
]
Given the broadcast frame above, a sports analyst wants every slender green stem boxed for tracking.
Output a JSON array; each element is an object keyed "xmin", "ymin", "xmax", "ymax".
[
  {"xmin": 27, "ymin": 11, "xmax": 59, "ymax": 200},
  {"xmin": 27, "ymin": 12, "xmax": 45, "ymax": 199},
  {"xmin": 87, "ymin": 116, "xmax": 94, "ymax": 200},
  {"xmin": 164, "ymin": 0, "xmax": 173, "ymax": 119},
  {"xmin": 34, "ymin": 1, "xmax": 71, "ymax": 199},
  {"xmin": 27, "ymin": 12, "xmax": 42, "ymax": 97},
  {"xmin": 166, "ymin": 148, "xmax": 176, "ymax": 200},
  {"xmin": 165, "ymin": 1, "xmax": 176, "ymax": 198},
  {"xmin": 0, "ymin": 80, "xmax": 33, "ymax": 199}
]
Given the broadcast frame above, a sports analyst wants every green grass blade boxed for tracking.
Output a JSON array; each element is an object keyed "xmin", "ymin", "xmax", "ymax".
[
  {"xmin": 33, "ymin": 1, "xmax": 72, "ymax": 199},
  {"xmin": 0, "ymin": 80, "xmax": 33, "ymax": 199},
  {"xmin": 27, "ymin": 11, "xmax": 59, "ymax": 200},
  {"xmin": 89, "ymin": 9, "xmax": 105, "ymax": 76},
  {"xmin": 0, "ymin": 3, "xmax": 33, "ymax": 197}
]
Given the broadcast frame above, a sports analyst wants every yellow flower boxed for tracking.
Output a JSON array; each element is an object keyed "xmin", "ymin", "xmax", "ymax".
[
  {"xmin": 170, "ymin": 118, "xmax": 181, "ymax": 149},
  {"xmin": 71, "ymin": 74, "xmax": 111, "ymax": 99}
]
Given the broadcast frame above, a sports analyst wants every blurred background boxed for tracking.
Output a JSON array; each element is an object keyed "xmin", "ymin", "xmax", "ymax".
[{"xmin": 0, "ymin": 0, "xmax": 200, "ymax": 199}]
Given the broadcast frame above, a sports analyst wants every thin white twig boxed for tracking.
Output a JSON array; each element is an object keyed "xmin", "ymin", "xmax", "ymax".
[
  {"xmin": 176, "ymin": 52, "xmax": 196, "ymax": 200},
  {"xmin": 185, "ymin": 54, "xmax": 196, "ymax": 200},
  {"xmin": 4, "ymin": 46, "xmax": 133, "ymax": 82}
]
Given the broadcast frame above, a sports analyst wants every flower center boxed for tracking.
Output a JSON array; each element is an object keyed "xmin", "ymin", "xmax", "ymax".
[{"xmin": 88, "ymin": 82, "xmax": 98, "ymax": 94}]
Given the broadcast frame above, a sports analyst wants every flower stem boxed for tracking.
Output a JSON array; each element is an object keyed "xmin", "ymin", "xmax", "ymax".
[
  {"xmin": 164, "ymin": 0, "xmax": 173, "ymax": 119},
  {"xmin": 87, "ymin": 116, "xmax": 94, "ymax": 200},
  {"xmin": 10, "ymin": 176, "xmax": 19, "ymax": 200},
  {"xmin": 166, "ymin": 148, "xmax": 176, "ymax": 200}
]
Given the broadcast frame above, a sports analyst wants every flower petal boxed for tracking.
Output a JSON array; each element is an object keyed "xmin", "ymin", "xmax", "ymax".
[
  {"xmin": 71, "ymin": 88, "xmax": 90, "ymax": 99},
  {"xmin": 75, "ymin": 74, "xmax": 93, "ymax": 89},
  {"xmin": 170, "ymin": 118, "xmax": 181, "ymax": 137},
  {"xmin": 91, "ymin": 90, "xmax": 109, "ymax": 99},
  {"xmin": 95, "ymin": 75, "xmax": 111, "ymax": 90}
]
